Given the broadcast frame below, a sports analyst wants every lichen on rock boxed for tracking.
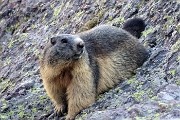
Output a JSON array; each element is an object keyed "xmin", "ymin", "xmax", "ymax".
[{"xmin": 0, "ymin": 0, "xmax": 179, "ymax": 120}]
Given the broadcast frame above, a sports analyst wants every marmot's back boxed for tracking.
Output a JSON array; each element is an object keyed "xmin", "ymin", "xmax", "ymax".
[
  {"xmin": 78, "ymin": 25, "xmax": 148, "ymax": 93},
  {"xmin": 79, "ymin": 25, "xmax": 132, "ymax": 56},
  {"xmin": 79, "ymin": 25, "xmax": 148, "ymax": 66}
]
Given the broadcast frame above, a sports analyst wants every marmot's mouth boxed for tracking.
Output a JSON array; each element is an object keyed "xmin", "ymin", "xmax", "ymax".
[{"xmin": 72, "ymin": 50, "xmax": 84, "ymax": 60}]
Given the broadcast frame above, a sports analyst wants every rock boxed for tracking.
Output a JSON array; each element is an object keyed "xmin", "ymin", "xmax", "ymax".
[
  {"xmin": 0, "ymin": 0, "xmax": 179, "ymax": 119},
  {"xmin": 165, "ymin": 26, "xmax": 174, "ymax": 37},
  {"xmin": 84, "ymin": 108, "xmax": 129, "ymax": 120},
  {"xmin": 5, "ymin": 80, "xmax": 35, "ymax": 100},
  {"xmin": 0, "ymin": 9, "xmax": 13, "ymax": 19}
]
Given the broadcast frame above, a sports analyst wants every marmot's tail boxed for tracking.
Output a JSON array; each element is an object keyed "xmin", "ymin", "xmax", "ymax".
[{"xmin": 123, "ymin": 18, "xmax": 146, "ymax": 38}]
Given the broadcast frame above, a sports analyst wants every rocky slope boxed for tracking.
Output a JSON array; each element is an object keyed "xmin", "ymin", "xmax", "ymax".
[{"xmin": 0, "ymin": 0, "xmax": 179, "ymax": 119}]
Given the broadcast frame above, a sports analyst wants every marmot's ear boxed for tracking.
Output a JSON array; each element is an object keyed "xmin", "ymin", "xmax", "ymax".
[{"xmin": 123, "ymin": 18, "xmax": 146, "ymax": 38}]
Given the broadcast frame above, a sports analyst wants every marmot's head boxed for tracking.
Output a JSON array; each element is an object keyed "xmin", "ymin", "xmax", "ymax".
[{"xmin": 41, "ymin": 34, "xmax": 85, "ymax": 67}]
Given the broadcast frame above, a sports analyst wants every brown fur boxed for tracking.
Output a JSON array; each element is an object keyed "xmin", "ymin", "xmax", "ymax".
[
  {"xmin": 40, "ymin": 23, "xmax": 148, "ymax": 120},
  {"xmin": 96, "ymin": 40, "xmax": 140, "ymax": 94},
  {"xmin": 40, "ymin": 53, "xmax": 96, "ymax": 120}
]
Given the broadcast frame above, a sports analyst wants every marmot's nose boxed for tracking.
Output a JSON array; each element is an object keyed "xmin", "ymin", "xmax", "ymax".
[
  {"xmin": 73, "ymin": 38, "xmax": 85, "ymax": 53},
  {"xmin": 75, "ymin": 41, "xmax": 84, "ymax": 54},
  {"xmin": 77, "ymin": 41, "xmax": 84, "ymax": 49}
]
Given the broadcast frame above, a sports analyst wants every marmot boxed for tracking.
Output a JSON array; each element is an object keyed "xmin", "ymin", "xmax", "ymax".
[{"xmin": 40, "ymin": 18, "xmax": 149, "ymax": 120}]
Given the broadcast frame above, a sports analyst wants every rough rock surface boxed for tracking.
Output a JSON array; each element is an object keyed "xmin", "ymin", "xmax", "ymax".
[{"xmin": 0, "ymin": 0, "xmax": 179, "ymax": 119}]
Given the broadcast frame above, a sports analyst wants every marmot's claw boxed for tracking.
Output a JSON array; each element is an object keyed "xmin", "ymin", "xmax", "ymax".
[
  {"xmin": 54, "ymin": 104, "xmax": 67, "ymax": 116},
  {"xmin": 65, "ymin": 115, "xmax": 75, "ymax": 120}
]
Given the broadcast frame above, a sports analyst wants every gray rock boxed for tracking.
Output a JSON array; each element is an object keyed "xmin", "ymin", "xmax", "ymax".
[{"xmin": 0, "ymin": 0, "xmax": 179, "ymax": 120}]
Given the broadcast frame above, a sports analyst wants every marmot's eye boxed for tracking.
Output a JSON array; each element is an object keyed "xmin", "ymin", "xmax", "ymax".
[
  {"xmin": 61, "ymin": 38, "xmax": 68, "ymax": 44},
  {"xmin": 50, "ymin": 38, "xmax": 56, "ymax": 45}
]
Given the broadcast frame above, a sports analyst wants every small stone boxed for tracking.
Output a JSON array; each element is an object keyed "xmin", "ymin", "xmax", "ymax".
[
  {"xmin": 165, "ymin": 26, "xmax": 174, "ymax": 37},
  {"xmin": 158, "ymin": 92, "xmax": 174, "ymax": 101}
]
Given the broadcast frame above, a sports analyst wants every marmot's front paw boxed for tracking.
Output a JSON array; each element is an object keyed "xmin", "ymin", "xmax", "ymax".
[
  {"xmin": 65, "ymin": 115, "xmax": 75, "ymax": 120},
  {"xmin": 54, "ymin": 104, "xmax": 67, "ymax": 116}
]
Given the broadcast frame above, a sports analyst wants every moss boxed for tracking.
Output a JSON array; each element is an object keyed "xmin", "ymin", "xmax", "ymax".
[
  {"xmin": 164, "ymin": 15, "xmax": 174, "ymax": 24},
  {"xmin": 142, "ymin": 27, "xmax": 155, "ymax": 38},
  {"xmin": 136, "ymin": 0, "xmax": 146, "ymax": 9},
  {"xmin": 18, "ymin": 111, "xmax": 25, "ymax": 118},
  {"xmin": 32, "ymin": 108, "xmax": 37, "ymax": 113},
  {"xmin": 163, "ymin": 15, "xmax": 175, "ymax": 31},
  {"xmin": 127, "ymin": 77, "xmax": 135, "ymax": 84},
  {"xmin": 4, "ymin": 57, "xmax": 11, "ymax": 66},
  {"xmin": 8, "ymin": 38, "xmax": 16, "ymax": 48},
  {"xmin": 108, "ymin": 16, "xmax": 113, "ymax": 21},
  {"xmin": 111, "ymin": 16, "xmax": 125, "ymax": 25},
  {"xmin": 177, "ymin": 103, "xmax": 180, "ymax": 107},
  {"xmin": 151, "ymin": 96, "xmax": 158, "ymax": 100},
  {"xmin": 53, "ymin": 4, "xmax": 64, "ymax": 17},
  {"xmin": 177, "ymin": 56, "xmax": 180, "ymax": 61},
  {"xmin": 175, "ymin": 79, "xmax": 180, "ymax": 86},
  {"xmin": 45, "ymin": 105, "xmax": 52, "ymax": 111},
  {"xmin": 135, "ymin": 117, "xmax": 147, "ymax": 120},
  {"xmin": 8, "ymin": 110, "xmax": 15, "ymax": 117},
  {"xmin": 97, "ymin": 94, "xmax": 105, "ymax": 100},
  {"xmin": 76, "ymin": 111, "xmax": 88, "ymax": 120},
  {"xmin": 0, "ymin": 85, "xmax": 50, "ymax": 119},
  {"xmin": 5, "ymin": 21, "xmax": 21, "ymax": 34},
  {"xmin": 76, "ymin": 11, "xmax": 84, "ymax": 17},
  {"xmin": 0, "ymin": 79, "xmax": 15, "ymax": 94},
  {"xmin": 39, "ymin": 95, "xmax": 49, "ymax": 100},
  {"xmin": 168, "ymin": 69, "xmax": 176, "ymax": 76},
  {"xmin": 127, "ymin": 76, "xmax": 139, "ymax": 85},
  {"xmin": 78, "ymin": 17, "xmax": 99, "ymax": 32},
  {"xmin": 114, "ymin": 87, "xmax": 123, "ymax": 93},
  {"xmin": 30, "ymin": 87, "xmax": 39, "ymax": 94},
  {"xmin": 146, "ymin": 89, "xmax": 155, "ymax": 98},
  {"xmin": 153, "ymin": 113, "xmax": 160, "ymax": 120},
  {"xmin": 50, "ymin": 2, "xmax": 55, "ymax": 8},
  {"xmin": 171, "ymin": 39, "xmax": 180, "ymax": 52},
  {"xmin": 33, "ymin": 48, "xmax": 41, "ymax": 58},
  {"xmin": 132, "ymin": 90, "xmax": 145, "ymax": 102},
  {"xmin": 19, "ymin": 33, "xmax": 28, "ymax": 40},
  {"xmin": 16, "ymin": 105, "xmax": 28, "ymax": 118},
  {"xmin": 85, "ymin": 18, "xmax": 99, "ymax": 28},
  {"xmin": 42, "ymin": 12, "xmax": 48, "ymax": 22},
  {"xmin": 177, "ymin": 23, "xmax": 180, "ymax": 33},
  {"xmin": 0, "ymin": 114, "xmax": 8, "ymax": 119},
  {"xmin": 127, "ymin": 3, "xmax": 131, "ymax": 9},
  {"xmin": 0, "ymin": 44, "xmax": 2, "ymax": 54},
  {"xmin": 97, "ymin": 10, "xmax": 105, "ymax": 20},
  {"xmin": 1, "ymin": 98, "xmax": 8, "ymax": 112},
  {"xmin": 78, "ymin": 9, "xmax": 105, "ymax": 32},
  {"xmin": 31, "ymin": 24, "xmax": 37, "ymax": 29}
]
